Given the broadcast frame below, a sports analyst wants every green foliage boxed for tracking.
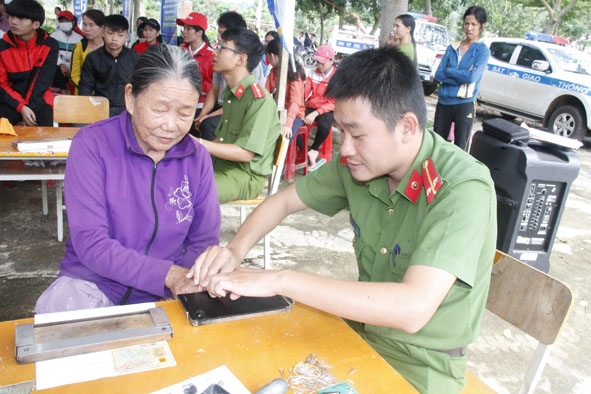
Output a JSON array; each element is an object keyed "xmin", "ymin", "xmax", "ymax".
[
  {"xmin": 296, "ymin": 0, "xmax": 347, "ymax": 43},
  {"xmin": 42, "ymin": 24, "xmax": 56, "ymax": 35},
  {"xmin": 125, "ymin": 0, "xmax": 591, "ymax": 47},
  {"xmin": 191, "ymin": 0, "xmax": 232, "ymax": 18},
  {"xmin": 410, "ymin": 0, "xmax": 571, "ymax": 42},
  {"xmin": 559, "ymin": 0, "xmax": 591, "ymax": 47}
]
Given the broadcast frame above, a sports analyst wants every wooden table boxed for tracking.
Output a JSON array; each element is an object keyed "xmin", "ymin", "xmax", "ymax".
[
  {"xmin": 0, "ymin": 126, "xmax": 78, "ymax": 159},
  {"xmin": 0, "ymin": 301, "xmax": 417, "ymax": 393},
  {"xmin": 0, "ymin": 126, "xmax": 79, "ymax": 241}
]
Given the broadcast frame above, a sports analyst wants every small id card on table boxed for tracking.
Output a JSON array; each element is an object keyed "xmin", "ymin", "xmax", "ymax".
[{"xmin": 113, "ymin": 342, "xmax": 176, "ymax": 373}]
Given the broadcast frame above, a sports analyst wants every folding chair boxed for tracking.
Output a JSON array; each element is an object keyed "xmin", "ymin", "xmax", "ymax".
[
  {"xmin": 475, "ymin": 251, "xmax": 573, "ymax": 394},
  {"xmin": 224, "ymin": 136, "xmax": 289, "ymax": 269},
  {"xmin": 47, "ymin": 95, "xmax": 110, "ymax": 241}
]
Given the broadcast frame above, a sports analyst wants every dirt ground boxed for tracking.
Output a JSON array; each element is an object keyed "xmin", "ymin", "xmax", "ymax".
[{"xmin": 1, "ymin": 95, "xmax": 590, "ymax": 393}]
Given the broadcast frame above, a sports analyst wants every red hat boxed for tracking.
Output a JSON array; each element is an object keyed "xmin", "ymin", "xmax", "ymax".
[
  {"xmin": 176, "ymin": 12, "xmax": 208, "ymax": 31},
  {"xmin": 57, "ymin": 10, "xmax": 76, "ymax": 21},
  {"xmin": 314, "ymin": 45, "xmax": 335, "ymax": 63}
]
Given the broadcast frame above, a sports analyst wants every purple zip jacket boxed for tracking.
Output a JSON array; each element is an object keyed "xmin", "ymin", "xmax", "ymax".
[{"xmin": 59, "ymin": 111, "xmax": 221, "ymax": 304}]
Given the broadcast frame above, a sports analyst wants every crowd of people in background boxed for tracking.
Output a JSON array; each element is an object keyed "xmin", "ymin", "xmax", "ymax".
[
  {"xmin": 0, "ymin": 2, "xmax": 496, "ymax": 393},
  {"xmin": 0, "ymin": 1, "xmax": 491, "ymax": 210}
]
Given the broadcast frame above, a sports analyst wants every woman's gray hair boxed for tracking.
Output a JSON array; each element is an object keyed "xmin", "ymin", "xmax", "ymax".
[{"xmin": 128, "ymin": 44, "xmax": 202, "ymax": 97}]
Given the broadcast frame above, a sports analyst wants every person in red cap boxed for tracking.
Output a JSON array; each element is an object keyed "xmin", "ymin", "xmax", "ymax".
[
  {"xmin": 132, "ymin": 18, "xmax": 162, "ymax": 54},
  {"xmin": 303, "ymin": 44, "xmax": 337, "ymax": 170},
  {"xmin": 50, "ymin": 10, "xmax": 82, "ymax": 93},
  {"xmin": 176, "ymin": 12, "xmax": 214, "ymax": 118}
]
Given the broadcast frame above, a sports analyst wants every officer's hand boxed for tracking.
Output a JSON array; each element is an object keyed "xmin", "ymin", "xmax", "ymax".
[
  {"xmin": 187, "ymin": 246, "xmax": 242, "ymax": 287},
  {"xmin": 207, "ymin": 267, "xmax": 279, "ymax": 299}
]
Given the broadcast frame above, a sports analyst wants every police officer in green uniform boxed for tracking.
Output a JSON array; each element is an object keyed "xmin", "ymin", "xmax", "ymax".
[
  {"xmin": 199, "ymin": 27, "xmax": 281, "ymax": 203},
  {"xmin": 188, "ymin": 46, "xmax": 497, "ymax": 394}
]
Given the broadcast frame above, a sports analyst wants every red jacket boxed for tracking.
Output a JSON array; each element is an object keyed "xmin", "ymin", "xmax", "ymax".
[
  {"xmin": 0, "ymin": 29, "xmax": 59, "ymax": 112},
  {"xmin": 132, "ymin": 40, "xmax": 160, "ymax": 54},
  {"xmin": 266, "ymin": 68, "xmax": 305, "ymax": 129},
  {"xmin": 182, "ymin": 43, "xmax": 214, "ymax": 105},
  {"xmin": 304, "ymin": 65, "xmax": 336, "ymax": 114}
]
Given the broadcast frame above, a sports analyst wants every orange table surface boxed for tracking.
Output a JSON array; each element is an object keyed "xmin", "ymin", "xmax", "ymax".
[
  {"xmin": 0, "ymin": 301, "xmax": 417, "ymax": 393},
  {"xmin": 0, "ymin": 126, "xmax": 79, "ymax": 159}
]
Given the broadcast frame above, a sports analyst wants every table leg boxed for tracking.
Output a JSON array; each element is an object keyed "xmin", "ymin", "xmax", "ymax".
[
  {"xmin": 41, "ymin": 180, "xmax": 48, "ymax": 215},
  {"xmin": 56, "ymin": 180, "xmax": 64, "ymax": 242}
]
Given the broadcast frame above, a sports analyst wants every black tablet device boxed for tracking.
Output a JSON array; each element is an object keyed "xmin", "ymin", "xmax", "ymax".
[{"xmin": 177, "ymin": 292, "xmax": 293, "ymax": 326}]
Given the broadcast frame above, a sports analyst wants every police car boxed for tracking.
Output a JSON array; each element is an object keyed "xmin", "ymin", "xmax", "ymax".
[{"xmin": 477, "ymin": 34, "xmax": 591, "ymax": 140}]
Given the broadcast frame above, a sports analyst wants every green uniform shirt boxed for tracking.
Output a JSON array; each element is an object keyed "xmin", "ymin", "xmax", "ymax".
[
  {"xmin": 213, "ymin": 74, "xmax": 281, "ymax": 203},
  {"xmin": 295, "ymin": 129, "xmax": 496, "ymax": 392}
]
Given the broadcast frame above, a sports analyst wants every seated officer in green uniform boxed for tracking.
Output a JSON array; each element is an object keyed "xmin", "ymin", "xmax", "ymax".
[
  {"xmin": 187, "ymin": 46, "xmax": 497, "ymax": 394},
  {"xmin": 199, "ymin": 27, "xmax": 281, "ymax": 203}
]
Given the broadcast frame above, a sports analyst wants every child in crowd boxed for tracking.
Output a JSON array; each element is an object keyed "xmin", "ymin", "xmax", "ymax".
[
  {"xmin": 265, "ymin": 38, "xmax": 306, "ymax": 139},
  {"xmin": 128, "ymin": 16, "xmax": 147, "ymax": 48},
  {"xmin": 304, "ymin": 44, "xmax": 337, "ymax": 170},
  {"xmin": 132, "ymin": 18, "xmax": 162, "ymax": 54},
  {"xmin": 50, "ymin": 10, "xmax": 82, "ymax": 93},
  {"xmin": 176, "ymin": 12, "xmax": 214, "ymax": 112},
  {"xmin": 0, "ymin": 0, "xmax": 58, "ymax": 126},
  {"xmin": 79, "ymin": 14, "xmax": 139, "ymax": 117},
  {"xmin": 69, "ymin": 9, "xmax": 105, "ymax": 94}
]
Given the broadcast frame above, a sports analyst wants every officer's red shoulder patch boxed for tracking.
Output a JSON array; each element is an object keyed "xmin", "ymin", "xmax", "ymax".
[
  {"xmin": 251, "ymin": 82, "xmax": 266, "ymax": 99},
  {"xmin": 422, "ymin": 158, "xmax": 443, "ymax": 204}
]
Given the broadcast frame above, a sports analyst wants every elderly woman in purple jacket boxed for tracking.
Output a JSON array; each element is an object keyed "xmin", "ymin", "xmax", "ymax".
[{"xmin": 36, "ymin": 45, "xmax": 221, "ymax": 312}]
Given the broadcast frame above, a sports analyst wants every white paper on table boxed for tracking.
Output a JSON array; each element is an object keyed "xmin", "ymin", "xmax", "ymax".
[
  {"xmin": 34, "ymin": 302, "xmax": 173, "ymax": 390},
  {"xmin": 150, "ymin": 365, "xmax": 251, "ymax": 394},
  {"xmin": 34, "ymin": 302, "xmax": 157, "ymax": 324},
  {"xmin": 36, "ymin": 341, "xmax": 176, "ymax": 390}
]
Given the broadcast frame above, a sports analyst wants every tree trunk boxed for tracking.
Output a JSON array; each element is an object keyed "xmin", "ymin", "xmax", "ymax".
[
  {"xmin": 133, "ymin": 0, "xmax": 141, "ymax": 26},
  {"xmin": 543, "ymin": 21, "xmax": 559, "ymax": 35},
  {"xmin": 425, "ymin": 0, "xmax": 432, "ymax": 16},
  {"xmin": 540, "ymin": 0, "xmax": 579, "ymax": 35},
  {"xmin": 379, "ymin": 0, "xmax": 408, "ymax": 46}
]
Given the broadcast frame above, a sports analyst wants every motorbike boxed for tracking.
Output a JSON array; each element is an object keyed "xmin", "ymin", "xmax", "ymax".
[{"xmin": 294, "ymin": 44, "xmax": 317, "ymax": 68}]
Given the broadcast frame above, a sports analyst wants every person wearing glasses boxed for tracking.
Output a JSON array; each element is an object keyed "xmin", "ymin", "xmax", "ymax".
[
  {"xmin": 194, "ymin": 11, "xmax": 265, "ymax": 141},
  {"xmin": 198, "ymin": 27, "xmax": 281, "ymax": 204}
]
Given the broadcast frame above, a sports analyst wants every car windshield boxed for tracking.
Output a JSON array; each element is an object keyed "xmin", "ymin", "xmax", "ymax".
[
  {"xmin": 547, "ymin": 46, "xmax": 591, "ymax": 75},
  {"xmin": 415, "ymin": 22, "xmax": 450, "ymax": 51}
]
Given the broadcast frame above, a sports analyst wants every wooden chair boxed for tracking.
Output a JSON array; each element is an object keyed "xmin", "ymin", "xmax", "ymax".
[
  {"xmin": 463, "ymin": 251, "xmax": 574, "ymax": 394},
  {"xmin": 53, "ymin": 95, "xmax": 110, "ymax": 125},
  {"xmin": 225, "ymin": 136, "xmax": 289, "ymax": 269},
  {"xmin": 48, "ymin": 95, "xmax": 110, "ymax": 241}
]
